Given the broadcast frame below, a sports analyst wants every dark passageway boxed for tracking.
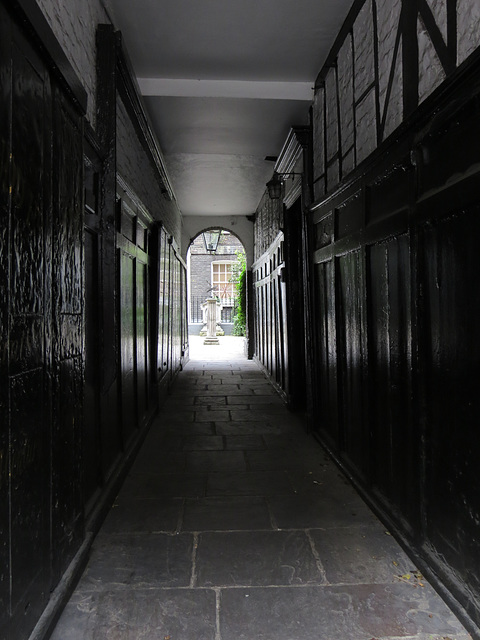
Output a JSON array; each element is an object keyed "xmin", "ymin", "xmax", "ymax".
[
  {"xmin": 2, "ymin": 0, "xmax": 480, "ymax": 638},
  {"xmin": 50, "ymin": 338, "xmax": 469, "ymax": 639}
]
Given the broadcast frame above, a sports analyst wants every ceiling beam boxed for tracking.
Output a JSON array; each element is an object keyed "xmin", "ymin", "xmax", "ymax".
[{"xmin": 137, "ymin": 78, "xmax": 313, "ymax": 101}]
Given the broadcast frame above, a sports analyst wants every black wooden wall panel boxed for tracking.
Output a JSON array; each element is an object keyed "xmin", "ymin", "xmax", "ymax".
[
  {"xmin": 50, "ymin": 90, "xmax": 84, "ymax": 583},
  {"xmin": 120, "ymin": 250, "xmax": 137, "ymax": 442},
  {"xmin": 366, "ymin": 235, "xmax": 416, "ymax": 525},
  {"xmin": 136, "ymin": 260, "xmax": 148, "ymax": 423},
  {"xmin": 9, "ymin": 27, "xmax": 51, "ymax": 631},
  {"xmin": 310, "ymin": 53, "xmax": 480, "ymax": 631},
  {"xmin": 337, "ymin": 250, "xmax": 367, "ymax": 474},
  {"xmin": 0, "ymin": 3, "xmax": 9, "ymax": 621},
  {"xmin": 314, "ymin": 259, "xmax": 340, "ymax": 442},
  {"xmin": 51, "ymin": 92, "xmax": 84, "ymax": 584},
  {"xmin": 84, "ymin": 227, "xmax": 102, "ymax": 503},
  {"xmin": 1, "ymin": 7, "xmax": 190, "ymax": 639},
  {"xmin": 253, "ymin": 234, "xmax": 289, "ymax": 400},
  {"xmin": 420, "ymin": 206, "xmax": 480, "ymax": 616}
]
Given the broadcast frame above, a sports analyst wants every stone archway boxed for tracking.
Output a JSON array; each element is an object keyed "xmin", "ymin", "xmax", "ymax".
[{"xmin": 181, "ymin": 215, "xmax": 254, "ymax": 267}]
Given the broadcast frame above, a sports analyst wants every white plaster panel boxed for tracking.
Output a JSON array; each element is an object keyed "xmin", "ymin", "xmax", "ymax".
[
  {"xmin": 117, "ymin": 97, "xmax": 182, "ymax": 244},
  {"xmin": 383, "ymin": 41, "xmax": 404, "ymax": 139},
  {"xmin": 376, "ymin": 0, "xmax": 402, "ymax": 117},
  {"xmin": 338, "ymin": 35, "xmax": 355, "ymax": 157},
  {"xmin": 342, "ymin": 148, "xmax": 356, "ymax": 176},
  {"xmin": 426, "ymin": 0, "xmax": 448, "ymax": 42},
  {"xmin": 312, "ymin": 88, "xmax": 325, "ymax": 181},
  {"xmin": 314, "ymin": 177, "xmax": 326, "ymax": 202},
  {"xmin": 325, "ymin": 68, "xmax": 339, "ymax": 161},
  {"xmin": 36, "ymin": 0, "xmax": 109, "ymax": 126},
  {"xmin": 457, "ymin": 0, "xmax": 480, "ymax": 64},
  {"xmin": 353, "ymin": 0, "xmax": 375, "ymax": 100},
  {"xmin": 418, "ymin": 17, "xmax": 446, "ymax": 103},
  {"xmin": 327, "ymin": 160, "xmax": 340, "ymax": 193},
  {"xmin": 252, "ymin": 194, "xmax": 282, "ymax": 262},
  {"xmin": 355, "ymin": 89, "xmax": 377, "ymax": 164}
]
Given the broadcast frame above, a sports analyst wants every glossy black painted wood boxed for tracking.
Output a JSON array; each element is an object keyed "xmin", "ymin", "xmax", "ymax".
[
  {"xmin": 0, "ymin": 5, "xmax": 87, "ymax": 636},
  {"xmin": 418, "ymin": 204, "xmax": 480, "ymax": 626},
  {"xmin": 283, "ymin": 200, "xmax": 307, "ymax": 410},
  {"xmin": 1, "ymin": 6, "xmax": 190, "ymax": 640},
  {"xmin": 84, "ymin": 145, "xmax": 104, "ymax": 509},
  {"xmin": 50, "ymin": 87, "xmax": 84, "ymax": 584},
  {"xmin": 8, "ymin": 23, "xmax": 51, "ymax": 637},
  {"xmin": 253, "ymin": 234, "xmax": 289, "ymax": 399},
  {"xmin": 8, "ymin": 0, "xmax": 87, "ymax": 113},
  {"xmin": 310, "ymin": 52, "xmax": 480, "ymax": 633},
  {"xmin": 0, "ymin": 7, "xmax": 10, "ymax": 629}
]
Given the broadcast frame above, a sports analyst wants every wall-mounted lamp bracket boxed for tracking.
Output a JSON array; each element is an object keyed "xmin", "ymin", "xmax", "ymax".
[{"xmin": 266, "ymin": 171, "xmax": 301, "ymax": 200}]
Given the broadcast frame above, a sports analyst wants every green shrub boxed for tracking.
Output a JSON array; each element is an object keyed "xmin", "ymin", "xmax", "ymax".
[{"xmin": 231, "ymin": 252, "xmax": 246, "ymax": 336}]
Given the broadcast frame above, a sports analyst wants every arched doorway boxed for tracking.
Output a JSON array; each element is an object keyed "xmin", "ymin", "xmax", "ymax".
[{"xmin": 187, "ymin": 229, "xmax": 247, "ymax": 341}]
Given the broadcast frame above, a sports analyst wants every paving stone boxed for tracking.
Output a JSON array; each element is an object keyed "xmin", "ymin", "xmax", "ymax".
[
  {"xmin": 286, "ymin": 468, "xmax": 361, "ymax": 497},
  {"xmin": 309, "ymin": 525, "xmax": 414, "ymax": 584},
  {"xmin": 215, "ymin": 421, "xmax": 287, "ymax": 435},
  {"xmin": 268, "ymin": 493, "xmax": 378, "ymax": 529},
  {"xmin": 181, "ymin": 435, "xmax": 224, "ymax": 451},
  {"xmin": 150, "ymin": 433, "xmax": 184, "ymax": 451},
  {"xmin": 196, "ymin": 530, "xmax": 325, "ymax": 587},
  {"xmin": 205, "ymin": 384, "xmax": 242, "ymax": 394},
  {"xmin": 182, "ymin": 496, "xmax": 271, "ymax": 531},
  {"xmin": 78, "ymin": 533, "xmax": 194, "ymax": 589},
  {"xmin": 120, "ymin": 473, "xmax": 207, "ymax": 499},
  {"xmin": 165, "ymin": 422, "xmax": 216, "ymax": 435},
  {"xmin": 101, "ymin": 497, "xmax": 183, "ymax": 534},
  {"xmin": 185, "ymin": 451, "xmax": 247, "ymax": 472},
  {"xmin": 194, "ymin": 395, "xmax": 227, "ymax": 405},
  {"xmin": 51, "ymin": 588, "xmax": 217, "ymax": 640},
  {"xmin": 130, "ymin": 450, "xmax": 186, "ymax": 474},
  {"xmin": 194, "ymin": 409, "xmax": 230, "ymax": 422},
  {"xmin": 245, "ymin": 450, "xmax": 328, "ymax": 471},
  {"xmin": 159, "ymin": 410, "xmax": 195, "ymax": 423},
  {"xmin": 224, "ymin": 435, "xmax": 265, "ymax": 450},
  {"xmin": 230, "ymin": 410, "xmax": 304, "ymax": 429},
  {"xmin": 219, "ymin": 583, "xmax": 470, "ymax": 640},
  {"xmin": 162, "ymin": 395, "xmax": 196, "ymax": 407},
  {"xmin": 207, "ymin": 471, "xmax": 295, "ymax": 496},
  {"xmin": 262, "ymin": 433, "xmax": 320, "ymax": 450},
  {"xmin": 170, "ymin": 384, "xmax": 208, "ymax": 396},
  {"xmin": 226, "ymin": 394, "xmax": 283, "ymax": 405}
]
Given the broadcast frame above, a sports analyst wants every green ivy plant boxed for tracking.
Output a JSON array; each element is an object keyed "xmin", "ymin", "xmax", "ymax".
[{"xmin": 230, "ymin": 251, "xmax": 246, "ymax": 336}]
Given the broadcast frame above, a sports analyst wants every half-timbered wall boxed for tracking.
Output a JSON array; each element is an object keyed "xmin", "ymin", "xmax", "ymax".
[
  {"xmin": 253, "ymin": 193, "xmax": 283, "ymax": 263},
  {"xmin": 312, "ymin": 0, "xmax": 480, "ymax": 200},
  {"xmin": 309, "ymin": 0, "xmax": 480, "ymax": 631}
]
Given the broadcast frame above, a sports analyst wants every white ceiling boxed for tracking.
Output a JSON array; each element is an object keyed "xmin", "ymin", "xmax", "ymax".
[{"xmin": 107, "ymin": 0, "xmax": 354, "ymax": 217}]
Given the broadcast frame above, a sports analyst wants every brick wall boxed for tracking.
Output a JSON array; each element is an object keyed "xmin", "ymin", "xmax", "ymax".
[
  {"xmin": 35, "ymin": 0, "xmax": 109, "ymax": 126},
  {"xmin": 189, "ymin": 233, "xmax": 244, "ymax": 320},
  {"xmin": 116, "ymin": 97, "xmax": 182, "ymax": 240}
]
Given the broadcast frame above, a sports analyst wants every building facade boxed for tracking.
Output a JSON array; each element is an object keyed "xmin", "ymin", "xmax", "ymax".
[{"xmin": 188, "ymin": 231, "xmax": 245, "ymax": 327}]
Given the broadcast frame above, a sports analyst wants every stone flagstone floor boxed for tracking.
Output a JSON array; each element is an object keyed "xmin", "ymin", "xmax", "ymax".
[{"xmin": 51, "ymin": 336, "xmax": 471, "ymax": 640}]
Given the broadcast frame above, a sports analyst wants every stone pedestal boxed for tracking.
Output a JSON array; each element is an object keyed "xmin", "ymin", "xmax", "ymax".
[{"xmin": 204, "ymin": 298, "xmax": 220, "ymax": 345}]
